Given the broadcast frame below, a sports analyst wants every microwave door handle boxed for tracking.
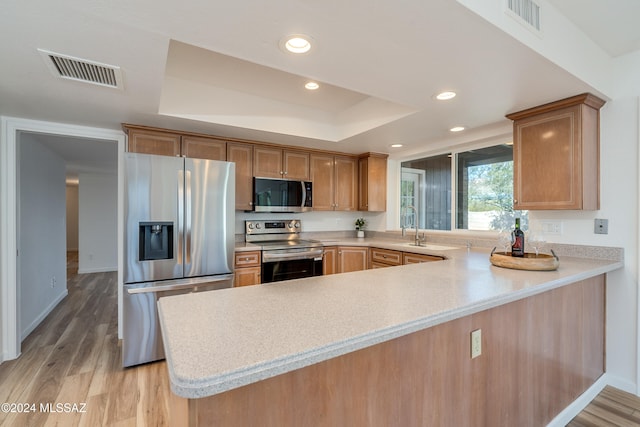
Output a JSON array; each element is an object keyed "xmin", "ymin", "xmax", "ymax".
[
  {"xmin": 177, "ymin": 169, "xmax": 184, "ymax": 266},
  {"xmin": 301, "ymin": 181, "xmax": 306, "ymax": 207}
]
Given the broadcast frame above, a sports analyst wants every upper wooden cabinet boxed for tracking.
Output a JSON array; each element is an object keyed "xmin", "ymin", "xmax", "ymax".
[
  {"xmin": 358, "ymin": 153, "xmax": 388, "ymax": 212},
  {"xmin": 125, "ymin": 127, "xmax": 182, "ymax": 157},
  {"xmin": 227, "ymin": 142, "xmax": 254, "ymax": 211},
  {"xmin": 124, "ymin": 125, "xmax": 227, "ymax": 161},
  {"xmin": 310, "ymin": 154, "xmax": 358, "ymax": 211},
  {"xmin": 253, "ymin": 146, "xmax": 310, "ymax": 180},
  {"xmin": 182, "ymin": 136, "xmax": 226, "ymax": 161},
  {"xmin": 506, "ymin": 93, "xmax": 605, "ymax": 210}
]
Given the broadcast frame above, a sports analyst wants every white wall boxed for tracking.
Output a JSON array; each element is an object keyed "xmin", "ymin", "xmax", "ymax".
[
  {"xmin": 66, "ymin": 184, "xmax": 79, "ymax": 251},
  {"xmin": 78, "ymin": 172, "xmax": 117, "ymax": 273},
  {"xmin": 18, "ymin": 133, "xmax": 68, "ymax": 340}
]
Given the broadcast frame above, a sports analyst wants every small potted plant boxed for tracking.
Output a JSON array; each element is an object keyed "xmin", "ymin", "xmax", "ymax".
[{"xmin": 355, "ymin": 217, "xmax": 366, "ymax": 238}]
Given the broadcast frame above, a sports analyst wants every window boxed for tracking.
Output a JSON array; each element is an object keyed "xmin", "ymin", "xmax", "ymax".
[{"xmin": 400, "ymin": 144, "xmax": 527, "ymax": 231}]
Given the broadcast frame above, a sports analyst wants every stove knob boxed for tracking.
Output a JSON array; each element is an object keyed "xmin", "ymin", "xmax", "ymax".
[
  {"xmin": 248, "ymin": 223, "xmax": 254, "ymax": 229},
  {"xmin": 288, "ymin": 221, "xmax": 295, "ymax": 229},
  {"xmin": 256, "ymin": 223, "xmax": 262, "ymax": 229},
  {"xmin": 294, "ymin": 222, "xmax": 300, "ymax": 228}
]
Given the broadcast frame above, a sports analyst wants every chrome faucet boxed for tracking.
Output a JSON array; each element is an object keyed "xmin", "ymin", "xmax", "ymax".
[{"xmin": 403, "ymin": 205, "xmax": 424, "ymax": 246}]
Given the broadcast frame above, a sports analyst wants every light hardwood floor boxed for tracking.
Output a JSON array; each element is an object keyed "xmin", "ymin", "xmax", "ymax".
[
  {"xmin": 1, "ymin": 252, "xmax": 638, "ymax": 426},
  {"xmin": 567, "ymin": 386, "xmax": 640, "ymax": 426},
  {"xmin": 0, "ymin": 252, "xmax": 170, "ymax": 426}
]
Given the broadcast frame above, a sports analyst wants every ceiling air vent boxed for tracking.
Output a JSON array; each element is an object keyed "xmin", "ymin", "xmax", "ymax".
[
  {"xmin": 38, "ymin": 49, "xmax": 123, "ymax": 89},
  {"xmin": 506, "ymin": 0, "xmax": 541, "ymax": 32}
]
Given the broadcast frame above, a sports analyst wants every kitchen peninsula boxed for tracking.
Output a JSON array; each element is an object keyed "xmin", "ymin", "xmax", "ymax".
[{"xmin": 158, "ymin": 244, "xmax": 622, "ymax": 426}]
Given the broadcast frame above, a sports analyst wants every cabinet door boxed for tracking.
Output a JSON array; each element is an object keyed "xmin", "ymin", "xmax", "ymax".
[
  {"xmin": 508, "ymin": 93, "xmax": 604, "ymax": 211},
  {"xmin": 127, "ymin": 128, "xmax": 181, "ymax": 157},
  {"xmin": 334, "ymin": 156, "xmax": 357, "ymax": 211},
  {"xmin": 338, "ymin": 246, "xmax": 368, "ymax": 273},
  {"xmin": 234, "ymin": 267, "xmax": 261, "ymax": 286},
  {"xmin": 310, "ymin": 154, "xmax": 335, "ymax": 211},
  {"xmin": 358, "ymin": 156, "xmax": 369, "ymax": 211},
  {"xmin": 227, "ymin": 143, "xmax": 254, "ymax": 210},
  {"xmin": 359, "ymin": 154, "xmax": 387, "ymax": 212},
  {"xmin": 514, "ymin": 105, "xmax": 584, "ymax": 210},
  {"xmin": 283, "ymin": 150, "xmax": 310, "ymax": 180},
  {"xmin": 253, "ymin": 147, "xmax": 283, "ymax": 178},
  {"xmin": 323, "ymin": 246, "xmax": 338, "ymax": 275},
  {"xmin": 182, "ymin": 136, "xmax": 226, "ymax": 160}
]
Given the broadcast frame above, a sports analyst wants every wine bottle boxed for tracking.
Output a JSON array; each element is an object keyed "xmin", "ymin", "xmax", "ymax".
[{"xmin": 511, "ymin": 218, "xmax": 525, "ymax": 257}]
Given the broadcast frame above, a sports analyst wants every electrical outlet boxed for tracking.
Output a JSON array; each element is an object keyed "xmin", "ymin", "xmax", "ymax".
[
  {"xmin": 50, "ymin": 277, "xmax": 56, "ymax": 288},
  {"xmin": 471, "ymin": 329, "xmax": 482, "ymax": 359},
  {"xmin": 594, "ymin": 218, "xmax": 608, "ymax": 234},
  {"xmin": 540, "ymin": 221, "xmax": 562, "ymax": 235}
]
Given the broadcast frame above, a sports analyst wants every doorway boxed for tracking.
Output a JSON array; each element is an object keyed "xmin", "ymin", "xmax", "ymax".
[{"xmin": 0, "ymin": 117, "xmax": 124, "ymax": 361}]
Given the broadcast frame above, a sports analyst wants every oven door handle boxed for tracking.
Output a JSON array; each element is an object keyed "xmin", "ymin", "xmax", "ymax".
[
  {"xmin": 125, "ymin": 274, "xmax": 234, "ymax": 294},
  {"xmin": 262, "ymin": 250, "xmax": 324, "ymax": 262}
]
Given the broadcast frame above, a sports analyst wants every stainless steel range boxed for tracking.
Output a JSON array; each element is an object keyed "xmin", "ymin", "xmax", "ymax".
[{"xmin": 245, "ymin": 220, "xmax": 324, "ymax": 283}]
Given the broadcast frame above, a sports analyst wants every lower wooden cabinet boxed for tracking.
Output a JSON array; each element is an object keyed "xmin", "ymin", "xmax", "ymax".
[
  {"xmin": 323, "ymin": 246, "xmax": 338, "ymax": 275},
  {"xmin": 234, "ymin": 251, "xmax": 261, "ymax": 286},
  {"xmin": 370, "ymin": 247, "xmax": 402, "ymax": 269},
  {"xmin": 403, "ymin": 252, "xmax": 444, "ymax": 264},
  {"xmin": 337, "ymin": 246, "xmax": 369, "ymax": 274}
]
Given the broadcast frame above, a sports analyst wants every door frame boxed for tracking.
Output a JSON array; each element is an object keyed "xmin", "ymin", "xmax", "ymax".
[{"xmin": 0, "ymin": 116, "xmax": 125, "ymax": 362}]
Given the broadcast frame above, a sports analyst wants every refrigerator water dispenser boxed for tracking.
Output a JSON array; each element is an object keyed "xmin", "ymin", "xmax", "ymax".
[{"xmin": 139, "ymin": 222, "xmax": 173, "ymax": 261}]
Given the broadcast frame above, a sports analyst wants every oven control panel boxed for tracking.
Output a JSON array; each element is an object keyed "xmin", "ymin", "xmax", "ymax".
[{"xmin": 245, "ymin": 219, "xmax": 301, "ymax": 235}]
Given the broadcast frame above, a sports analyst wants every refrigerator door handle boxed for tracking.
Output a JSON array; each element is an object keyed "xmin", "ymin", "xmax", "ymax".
[
  {"xmin": 185, "ymin": 170, "xmax": 192, "ymax": 265},
  {"xmin": 177, "ymin": 169, "xmax": 184, "ymax": 266}
]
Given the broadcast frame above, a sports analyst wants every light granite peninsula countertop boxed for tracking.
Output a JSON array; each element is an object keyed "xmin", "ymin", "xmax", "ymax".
[{"xmin": 158, "ymin": 244, "xmax": 622, "ymax": 399}]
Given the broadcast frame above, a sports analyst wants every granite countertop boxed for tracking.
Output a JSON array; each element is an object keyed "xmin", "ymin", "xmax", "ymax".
[{"xmin": 159, "ymin": 245, "xmax": 622, "ymax": 399}]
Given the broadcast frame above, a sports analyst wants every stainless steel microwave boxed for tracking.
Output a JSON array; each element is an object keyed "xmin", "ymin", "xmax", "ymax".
[{"xmin": 253, "ymin": 177, "xmax": 312, "ymax": 212}]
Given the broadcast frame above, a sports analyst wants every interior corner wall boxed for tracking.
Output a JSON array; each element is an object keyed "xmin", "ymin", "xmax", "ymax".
[
  {"xmin": 18, "ymin": 133, "xmax": 68, "ymax": 340},
  {"xmin": 66, "ymin": 184, "xmax": 79, "ymax": 251},
  {"xmin": 78, "ymin": 172, "xmax": 117, "ymax": 273}
]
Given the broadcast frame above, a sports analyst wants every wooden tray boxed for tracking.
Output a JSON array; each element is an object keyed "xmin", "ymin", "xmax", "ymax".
[{"xmin": 490, "ymin": 248, "xmax": 559, "ymax": 271}]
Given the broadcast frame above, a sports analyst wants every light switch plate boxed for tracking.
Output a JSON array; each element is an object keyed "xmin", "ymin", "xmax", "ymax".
[{"xmin": 594, "ymin": 218, "xmax": 608, "ymax": 234}]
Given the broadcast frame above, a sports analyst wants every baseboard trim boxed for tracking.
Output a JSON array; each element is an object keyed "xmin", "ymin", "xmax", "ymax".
[
  {"xmin": 20, "ymin": 289, "xmax": 68, "ymax": 341},
  {"xmin": 547, "ymin": 374, "xmax": 609, "ymax": 426}
]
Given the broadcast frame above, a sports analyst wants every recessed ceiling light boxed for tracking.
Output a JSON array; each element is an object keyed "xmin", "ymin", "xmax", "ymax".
[
  {"xmin": 281, "ymin": 35, "xmax": 313, "ymax": 54},
  {"xmin": 435, "ymin": 91, "xmax": 457, "ymax": 101},
  {"xmin": 390, "ymin": 143, "xmax": 403, "ymax": 148},
  {"xmin": 305, "ymin": 81, "xmax": 319, "ymax": 90},
  {"xmin": 450, "ymin": 126, "xmax": 465, "ymax": 132}
]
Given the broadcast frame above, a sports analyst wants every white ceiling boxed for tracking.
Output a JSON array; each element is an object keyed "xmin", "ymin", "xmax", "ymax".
[{"xmin": 1, "ymin": 0, "xmax": 639, "ymax": 172}]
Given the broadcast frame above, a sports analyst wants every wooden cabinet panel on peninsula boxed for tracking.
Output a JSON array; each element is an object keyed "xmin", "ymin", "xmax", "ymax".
[
  {"xmin": 358, "ymin": 153, "xmax": 388, "ymax": 212},
  {"xmin": 506, "ymin": 93, "xmax": 605, "ymax": 210},
  {"xmin": 310, "ymin": 154, "xmax": 358, "ymax": 211},
  {"xmin": 253, "ymin": 146, "xmax": 310, "ymax": 180},
  {"xmin": 227, "ymin": 143, "xmax": 253, "ymax": 211},
  {"xmin": 234, "ymin": 251, "xmax": 261, "ymax": 286}
]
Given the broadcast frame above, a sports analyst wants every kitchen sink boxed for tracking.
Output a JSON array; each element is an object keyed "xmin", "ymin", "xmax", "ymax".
[{"xmin": 395, "ymin": 243, "xmax": 459, "ymax": 251}]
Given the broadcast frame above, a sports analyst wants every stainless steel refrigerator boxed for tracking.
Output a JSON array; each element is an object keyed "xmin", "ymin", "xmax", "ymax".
[{"xmin": 123, "ymin": 152, "xmax": 235, "ymax": 367}]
